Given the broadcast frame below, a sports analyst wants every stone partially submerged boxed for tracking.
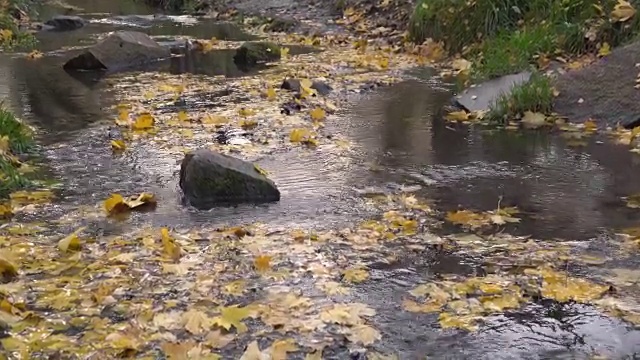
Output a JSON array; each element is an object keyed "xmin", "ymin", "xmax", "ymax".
[
  {"xmin": 454, "ymin": 72, "xmax": 531, "ymax": 112},
  {"xmin": 554, "ymin": 41, "xmax": 640, "ymax": 129},
  {"xmin": 44, "ymin": 15, "xmax": 86, "ymax": 31},
  {"xmin": 179, "ymin": 149, "xmax": 280, "ymax": 208},
  {"xmin": 233, "ymin": 41, "xmax": 281, "ymax": 66},
  {"xmin": 63, "ymin": 31, "xmax": 170, "ymax": 72}
]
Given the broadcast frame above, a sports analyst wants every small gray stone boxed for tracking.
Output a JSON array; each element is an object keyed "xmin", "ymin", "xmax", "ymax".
[{"xmin": 454, "ymin": 72, "xmax": 531, "ymax": 112}]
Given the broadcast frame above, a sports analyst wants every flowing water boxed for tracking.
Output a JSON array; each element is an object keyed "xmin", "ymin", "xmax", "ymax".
[{"xmin": 2, "ymin": 0, "xmax": 640, "ymax": 358}]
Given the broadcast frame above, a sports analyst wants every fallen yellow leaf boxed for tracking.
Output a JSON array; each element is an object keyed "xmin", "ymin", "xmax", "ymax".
[
  {"xmin": 254, "ymin": 255, "xmax": 272, "ymax": 273},
  {"xmin": 132, "ymin": 113, "xmax": 154, "ymax": 130},
  {"xmin": 611, "ymin": 0, "xmax": 636, "ymax": 22},
  {"xmin": 58, "ymin": 227, "xmax": 85, "ymax": 253}
]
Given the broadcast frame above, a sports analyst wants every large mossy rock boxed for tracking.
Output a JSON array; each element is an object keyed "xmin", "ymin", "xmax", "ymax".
[
  {"xmin": 63, "ymin": 31, "xmax": 170, "ymax": 72},
  {"xmin": 554, "ymin": 40, "xmax": 640, "ymax": 129},
  {"xmin": 179, "ymin": 149, "xmax": 280, "ymax": 208},
  {"xmin": 233, "ymin": 41, "xmax": 281, "ymax": 66}
]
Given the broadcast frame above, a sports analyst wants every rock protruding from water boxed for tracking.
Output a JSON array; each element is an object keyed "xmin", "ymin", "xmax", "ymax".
[
  {"xmin": 63, "ymin": 31, "xmax": 170, "ymax": 72},
  {"xmin": 44, "ymin": 15, "xmax": 86, "ymax": 31},
  {"xmin": 281, "ymin": 78, "xmax": 333, "ymax": 95},
  {"xmin": 554, "ymin": 41, "xmax": 640, "ymax": 128},
  {"xmin": 454, "ymin": 72, "xmax": 531, "ymax": 112},
  {"xmin": 233, "ymin": 41, "xmax": 281, "ymax": 66},
  {"xmin": 179, "ymin": 149, "xmax": 280, "ymax": 208}
]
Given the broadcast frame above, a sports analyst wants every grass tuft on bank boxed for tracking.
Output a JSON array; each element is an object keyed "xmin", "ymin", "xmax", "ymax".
[
  {"xmin": 0, "ymin": 0, "xmax": 37, "ymax": 50},
  {"xmin": 486, "ymin": 73, "xmax": 554, "ymax": 123},
  {"xmin": 0, "ymin": 106, "xmax": 35, "ymax": 198},
  {"xmin": 411, "ymin": 0, "xmax": 640, "ymax": 79},
  {"xmin": 144, "ymin": 0, "xmax": 201, "ymax": 12}
]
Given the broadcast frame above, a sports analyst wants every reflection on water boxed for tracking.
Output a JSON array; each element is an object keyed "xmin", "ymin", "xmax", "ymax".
[{"xmin": 343, "ymin": 79, "xmax": 640, "ymax": 240}]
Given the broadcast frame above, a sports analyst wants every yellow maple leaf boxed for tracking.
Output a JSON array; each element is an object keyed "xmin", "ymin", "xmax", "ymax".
[
  {"xmin": 178, "ymin": 111, "xmax": 189, "ymax": 122},
  {"xmin": 104, "ymin": 193, "xmax": 128, "ymax": 215},
  {"xmin": 116, "ymin": 109, "xmax": 130, "ymax": 126},
  {"xmin": 343, "ymin": 268, "xmax": 369, "ymax": 283},
  {"xmin": 0, "ymin": 250, "xmax": 18, "ymax": 281},
  {"xmin": 598, "ymin": 42, "xmax": 612, "ymax": 57},
  {"xmin": 270, "ymin": 339, "xmax": 299, "ymax": 360},
  {"xmin": 0, "ymin": 29, "xmax": 12, "ymax": 42},
  {"xmin": 26, "ymin": 50, "xmax": 43, "ymax": 59},
  {"xmin": 238, "ymin": 108, "xmax": 256, "ymax": 117},
  {"xmin": 111, "ymin": 139, "xmax": 126, "ymax": 152},
  {"xmin": 346, "ymin": 324, "xmax": 381, "ymax": 345},
  {"xmin": 263, "ymin": 87, "xmax": 277, "ymax": 100},
  {"xmin": 309, "ymin": 107, "xmax": 326, "ymax": 121},
  {"xmin": 239, "ymin": 119, "xmax": 258, "ymax": 130},
  {"xmin": 182, "ymin": 309, "xmax": 212, "ymax": 335},
  {"xmin": 611, "ymin": 0, "xmax": 636, "ymax": 22},
  {"xmin": 58, "ymin": 227, "xmax": 85, "ymax": 253},
  {"xmin": 212, "ymin": 305, "xmax": 250, "ymax": 333},
  {"xmin": 445, "ymin": 110, "xmax": 471, "ymax": 122},
  {"xmin": 202, "ymin": 114, "xmax": 229, "ymax": 125},
  {"xmin": 124, "ymin": 192, "xmax": 157, "ymax": 209},
  {"xmin": 254, "ymin": 255, "xmax": 272, "ymax": 273},
  {"xmin": 0, "ymin": 202, "xmax": 12, "ymax": 219},
  {"xmin": 132, "ymin": 113, "xmax": 154, "ymax": 130},
  {"xmin": 161, "ymin": 228, "xmax": 181, "ymax": 262}
]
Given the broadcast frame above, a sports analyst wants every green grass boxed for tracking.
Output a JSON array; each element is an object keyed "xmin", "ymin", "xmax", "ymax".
[
  {"xmin": 0, "ymin": 106, "xmax": 35, "ymax": 198},
  {"xmin": 144, "ymin": 0, "xmax": 199, "ymax": 12},
  {"xmin": 472, "ymin": 25, "xmax": 556, "ymax": 80},
  {"xmin": 486, "ymin": 73, "xmax": 554, "ymax": 123},
  {"xmin": 410, "ymin": 0, "xmax": 640, "ymax": 52},
  {"xmin": 0, "ymin": 106, "xmax": 35, "ymax": 153},
  {"xmin": 0, "ymin": 0, "xmax": 38, "ymax": 51},
  {"xmin": 0, "ymin": 156, "xmax": 30, "ymax": 198}
]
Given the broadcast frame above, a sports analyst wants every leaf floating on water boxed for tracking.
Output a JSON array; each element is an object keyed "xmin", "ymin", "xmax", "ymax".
[
  {"xmin": 445, "ymin": 110, "xmax": 470, "ymax": 122},
  {"xmin": 343, "ymin": 268, "xmax": 369, "ymax": 283},
  {"xmin": 290, "ymin": 128, "xmax": 318, "ymax": 147},
  {"xmin": 269, "ymin": 339, "xmax": 299, "ymax": 360},
  {"xmin": 0, "ymin": 202, "xmax": 13, "ymax": 219},
  {"xmin": 238, "ymin": 108, "xmax": 256, "ymax": 117},
  {"xmin": 26, "ymin": 50, "xmax": 43, "ymax": 59},
  {"xmin": 116, "ymin": 109, "xmax": 130, "ymax": 126},
  {"xmin": 240, "ymin": 340, "xmax": 266, "ymax": 360},
  {"xmin": 438, "ymin": 312, "xmax": 480, "ymax": 332},
  {"xmin": 254, "ymin": 255, "xmax": 272, "ymax": 273},
  {"xmin": 253, "ymin": 164, "xmax": 268, "ymax": 176},
  {"xmin": 104, "ymin": 193, "xmax": 157, "ymax": 215},
  {"xmin": 9, "ymin": 190, "xmax": 54, "ymax": 205},
  {"xmin": 132, "ymin": 113, "xmax": 154, "ymax": 130},
  {"xmin": 212, "ymin": 305, "xmax": 250, "ymax": 333},
  {"xmin": 263, "ymin": 87, "xmax": 277, "ymax": 100},
  {"xmin": 58, "ymin": 227, "xmax": 85, "ymax": 253},
  {"xmin": 202, "ymin": 114, "xmax": 229, "ymax": 125},
  {"xmin": 521, "ymin": 111, "xmax": 548, "ymax": 129},
  {"xmin": 239, "ymin": 119, "xmax": 258, "ymax": 130},
  {"xmin": 111, "ymin": 139, "xmax": 126, "ymax": 152},
  {"xmin": 0, "ymin": 250, "xmax": 18, "ymax": 281},
  {"xmin": 309, "ymin": 107, "xmax": 326, "ymax": 121},
  {"xmin": 346, "ymin": 324, "xmax": 381, "ymax": 345},
  {"xmin": 161, "ymin": 227, "xmax": 182, "ymax": 262},
  {"xmin": 177, "ymin": 111, "xmax": 189, "ymax": 122},
  {"xmin": 104, "ymin": 193, "xmax": 128, "ymax": 215}
]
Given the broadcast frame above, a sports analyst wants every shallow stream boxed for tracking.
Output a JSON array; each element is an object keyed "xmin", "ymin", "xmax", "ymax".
[{"xmin": 2, "ymin": 0, "xmax": 640, "ymax": 358}]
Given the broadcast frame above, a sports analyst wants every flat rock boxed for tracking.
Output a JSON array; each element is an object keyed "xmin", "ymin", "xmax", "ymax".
[
  {"xmin": 179, "ymin": 149, "xmax": 280, "ymax": 209},
  {"xmin": 44, "ymin": 15, "xmax": 86, "ymax": 31},
  {"xmin": 454, "ymin": 72, "xmax": 531, "ymax": 112},
  {"xmin": 554, "ymin": 41, "xmax": 640, "ymax": 128},
  {"xmin": 63, "ymin": 31, "xmax": 170, "ymax": 72}
]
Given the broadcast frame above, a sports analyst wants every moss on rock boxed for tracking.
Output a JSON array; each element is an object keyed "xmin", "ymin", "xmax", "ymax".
[{"xmin": 233, "ymin": 41, "xmax": 281, "ymax": 66}]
